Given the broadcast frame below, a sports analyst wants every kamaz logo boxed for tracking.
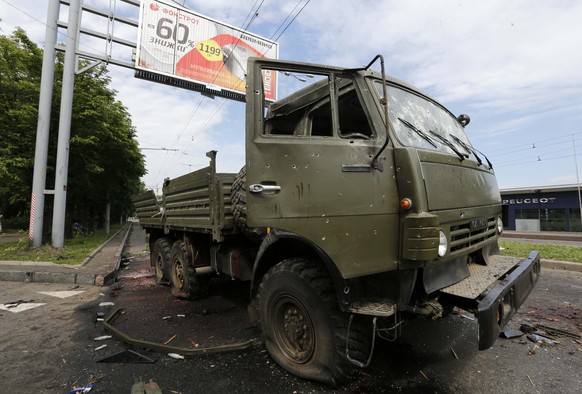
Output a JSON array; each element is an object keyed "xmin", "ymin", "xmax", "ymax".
[{"xmin": 470, "ymin": 217, "xmax": 488, "ymax": 230}]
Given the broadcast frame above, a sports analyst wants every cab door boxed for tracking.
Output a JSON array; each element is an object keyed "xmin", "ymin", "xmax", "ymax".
[{"xmin": 245, "ymin": 59, "xmax": 400, "ymax": 278}]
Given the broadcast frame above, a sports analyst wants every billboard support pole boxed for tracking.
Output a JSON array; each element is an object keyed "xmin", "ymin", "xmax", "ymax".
[
  {"xmin": 29, "ymin": 0, "xmax": 60, "ymax": 247},
  {"xmin": 51, "ymin": 0, "xmax": 82, "ymax": 248}
]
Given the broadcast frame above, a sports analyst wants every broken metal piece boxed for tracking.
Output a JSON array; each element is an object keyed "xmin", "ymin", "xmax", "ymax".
[
  {"xmin": 535, "ymin": 324, "xmax": 581, "ymax": 340},
  {"xmin": 97, "ymin": 349, "xmax": 157, "ymax": 364},
  {"xmin": 103, "ymin": 308, "xmax": 257, "ymax": 356},
  {"xmin": 5, "ymin": 299, "xmax": 34, "ymax": 308}
]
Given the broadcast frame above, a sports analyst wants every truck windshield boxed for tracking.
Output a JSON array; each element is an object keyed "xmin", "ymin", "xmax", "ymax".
[{"xmin": 373, "ymin": 80, "xmax": 477, "ymax": 162}]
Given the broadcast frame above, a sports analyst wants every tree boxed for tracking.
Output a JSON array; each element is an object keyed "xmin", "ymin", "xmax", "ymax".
[
  {"xmin": 0, "ymin": 28, "xmax": 146, "ymax": 234},
  {"xmin": 0, "ymin": 28, "xmax": 42, "ymax": 225}
]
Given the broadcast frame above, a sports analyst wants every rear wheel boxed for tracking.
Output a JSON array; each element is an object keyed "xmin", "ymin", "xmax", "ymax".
[
  {"xmin": 152, "ymin": 237, "xmax": 172, "ymax": 285},
  {"xmin": 169, "ymin": 241, "xmax": 209, "ymax": 300},
  {"xmin": 257, "ymin": 258, "xmax": 371, "ymax": 386}
]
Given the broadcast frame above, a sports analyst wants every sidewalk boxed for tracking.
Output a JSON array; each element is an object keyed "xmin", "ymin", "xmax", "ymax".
[{"xmin": 0, "ymin": 222, "xmax": 133, "ymax": 286}]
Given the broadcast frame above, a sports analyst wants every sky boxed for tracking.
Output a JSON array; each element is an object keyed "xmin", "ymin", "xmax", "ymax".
[{"xmin": 2, "ymin": 0, "xmax": 582, "ymax": 192}]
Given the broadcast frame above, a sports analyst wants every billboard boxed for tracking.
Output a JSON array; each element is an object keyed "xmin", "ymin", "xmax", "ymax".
[{"xmin": 136, "ymin": 0, "xmax": 279, "ymax": 100}]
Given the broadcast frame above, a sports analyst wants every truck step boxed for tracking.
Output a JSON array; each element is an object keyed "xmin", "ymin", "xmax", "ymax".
[{"xmin": 348, "ymin": 300, "xmax": 396, "ymax": 317}]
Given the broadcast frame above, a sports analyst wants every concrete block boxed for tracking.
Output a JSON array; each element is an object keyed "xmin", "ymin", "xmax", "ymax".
[
  {"xmin": 0, "ymin": 270, "xmax": 33, "ymax": 283},
  {"xmin": 95, "ymin": 274, "xmax": 105, "ymax": 287},
  {"xmin": 76, "ymin": 273, "xmax": 96, "ymax": 285},
  {"xmin": 34, "ymin": 271, "xmax": 77, "ymax": 284}
]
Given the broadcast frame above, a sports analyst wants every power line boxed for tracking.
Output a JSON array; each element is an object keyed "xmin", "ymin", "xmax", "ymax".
[
  {"xmin": 272, "ymin": 0, "xmax": 311, "ymax": 42},
  {"xmin": 152, "ymin": 1, "xmax": 268, "ymax": 184},
  {"xmin": 486, "ymin": 130, "xmax": 582, "ymax": 157}
]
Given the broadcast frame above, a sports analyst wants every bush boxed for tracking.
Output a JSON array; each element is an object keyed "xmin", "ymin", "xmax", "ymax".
[{"xmin": 1, "ymin": 215, "xmax": 29, "ymax": 231}]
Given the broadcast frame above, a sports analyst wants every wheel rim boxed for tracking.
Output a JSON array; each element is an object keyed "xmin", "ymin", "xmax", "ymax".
[
  {"xmin": 174, "ymin": 258, "xmax": 185, "ymax": 289},
  {"xmin": 272, "ymin": 296, "xmax": 315, "ymax": 364}
]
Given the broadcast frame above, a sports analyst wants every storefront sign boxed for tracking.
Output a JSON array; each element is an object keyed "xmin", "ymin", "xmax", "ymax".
[{"xmin": 502, "ymin": 197, "xmax": 556, "ymax": 205}]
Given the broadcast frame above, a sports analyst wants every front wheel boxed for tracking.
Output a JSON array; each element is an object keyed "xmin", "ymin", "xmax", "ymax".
[{"xmin": 257, "ymin": 258, "xmax": 370, "ymax": 386}]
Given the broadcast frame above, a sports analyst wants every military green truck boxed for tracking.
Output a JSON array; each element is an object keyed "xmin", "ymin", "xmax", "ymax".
[{"xmin": 133, "ymin": 55, "xmax": 540, "ymax": 385}]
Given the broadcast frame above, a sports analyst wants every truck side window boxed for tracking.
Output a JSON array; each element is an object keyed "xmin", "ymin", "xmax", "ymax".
[
  {"xmin": 265, "ymin": 108, "xmax": 307, "ymax": 136},
  {"xmin": 310, "ymin": 101, "xmax": 333, "ymax": 137},
  {"xmin": 337, "ymin": 89, "xmax": 373, "ymax": 139}
]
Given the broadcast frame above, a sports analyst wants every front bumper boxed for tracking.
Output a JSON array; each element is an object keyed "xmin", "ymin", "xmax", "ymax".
[
  {"xmin": 476, "ymin": 251, "xmax": 541, "ymax": 349},
  {"xmin": 440, "ymin": 251, "xmax": 541, "ymax": 350}
]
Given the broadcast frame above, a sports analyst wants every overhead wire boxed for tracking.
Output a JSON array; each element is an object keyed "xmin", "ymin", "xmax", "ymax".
[
  {"xmin": 181, "ymin": 0, "xmax": 312, "ymax": 156},
  {"xmin": 151, "ymin": 0, "xmax": 267, "ymax": 184}
]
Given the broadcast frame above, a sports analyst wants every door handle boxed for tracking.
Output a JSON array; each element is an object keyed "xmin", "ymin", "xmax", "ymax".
[{"xmin": 249, "ymin": 184, "xmax": 281, "ymax": 193}]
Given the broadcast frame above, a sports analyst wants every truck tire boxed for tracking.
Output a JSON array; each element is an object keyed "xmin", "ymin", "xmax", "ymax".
[
  {"xmin": 257, "ymin": 258, "xmax": 371, "ymax": 386},
  {"xmin": 169, "ymin": 240, "xmax": 209, "ymax": 300},
  {"xmin": 152, "ymin": 237, "xmax": 172, "ymax": 285},
  {"xmin": 231, "ymin": 166, "xmax": 264, "ymax": 243}
]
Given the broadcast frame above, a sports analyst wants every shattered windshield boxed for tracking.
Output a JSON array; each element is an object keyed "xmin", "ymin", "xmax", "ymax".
[{"xmin": 373, "ymin": 80, "xmax": 478, "ymax": 162}]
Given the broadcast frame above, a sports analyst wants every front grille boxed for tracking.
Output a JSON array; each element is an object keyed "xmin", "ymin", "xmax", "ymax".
[{"xmin": 449, "ymin": 216, "xmax": 497, "ymax": 254}]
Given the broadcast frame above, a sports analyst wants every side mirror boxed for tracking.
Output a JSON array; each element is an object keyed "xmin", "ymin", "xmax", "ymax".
[{"xmin": 457, "ymin": 114, "xmax": 470, "ymax": 127}]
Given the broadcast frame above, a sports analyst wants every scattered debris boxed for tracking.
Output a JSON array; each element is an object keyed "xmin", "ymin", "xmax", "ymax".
[
  {"xmin": 94, "ymin": 335, "xmax": 112, "ymax": 341},
  {"xmin": 162, "ymin": 316, "xmax": 172, "ymax": 320},
  {"xmin": 69, "ymin": 383, "xmax": 93, "ymax": 393},
  {"xmin": 97, "ymin": 349, "xmax": 157, "ymax": 364},
  {"xmin": 4, "ymin": 300, "xmax": 34, "ymax": 308},
  {"xmin": 177, "ymin": 314, "xmax": 186, "ymax": 318},
  {"xmin": 98, "ymin": 302, "xmax": 115, "ymax": 307},
  {"xmin": 450, "ymin": 347, "xmax": 459, "ymax": 359},
  {"xmin": 131, "ymin": 378, "xmax": 162, "ymax": 394},
  {"xmin": 527, "ymin": 333, "xmax": 556, "ymax": 347},
  {"xmin": 163, "ymin": 335, "xmax": 177, "ymax": 345},
  {"xmin": 188, "ymin": 338, "xmax": 199, "ymax": 348},
  {"xmin": 95, "ymin": 345, "xmax": 107, "ymax": 352},
  {"xmin": 168, "ymin": 353, "xmax": 185, "ymax": 360},
  {"xmin": 520, "ymin": 324, "xmax": 536, "ymax": 334},
  {"xmin": 456, "ymin": 309, "xmax": 475, "ymax": 320},
  {"xmin": 535, "ymin": 324, "xmax": 581, "ymax": 340},
  {"xmin": 500, "ymin": 329, "xmax": 524, "ymax": 339},
  {"xmin": 419, "ymin": 370, "xmax": 430, "ymax": 381},
  {"xmin": 144, "ymin": 379, "xmax": 162, "ymax": 394}
]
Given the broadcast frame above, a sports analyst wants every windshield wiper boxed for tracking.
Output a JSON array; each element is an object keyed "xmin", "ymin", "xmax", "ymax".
[
  {"xmin": 450, "ymin": 135, "xmax": 493, "ymax": 168},
  {"xmin": 398, "ymin": 118, "xmax": 437, "ymax": 148},
  {"xmin": 428, "ymin": 130, "xmax": 469, "ymax": 161}
]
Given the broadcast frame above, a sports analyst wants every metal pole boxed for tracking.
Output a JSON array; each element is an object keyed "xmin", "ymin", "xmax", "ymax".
[
  {"xmin": 51, "ymin": 0, "xmax": 82, "ymax": 248},
  {"xmin": 572, "ymin": 134, "xmax": 582, "ymax": 231},
  {"xmin": 29, "ymin": 0, "xmax": 60, "ymax": 248}
]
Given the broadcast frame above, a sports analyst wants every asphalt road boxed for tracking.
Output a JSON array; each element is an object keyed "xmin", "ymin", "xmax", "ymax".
[{"xmin": 0, "ymin": 227, "xmax": 580, "ymax": 393}]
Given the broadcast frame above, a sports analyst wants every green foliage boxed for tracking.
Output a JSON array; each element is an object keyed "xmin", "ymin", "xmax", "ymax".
[
  {"xmin": 499, "ymin": 240, "xmax": 582, "ymax": 263},
  {"xmin": 0, "ymin": 28, "xmax": 145, "ymax": 233},
  {"xmin": 0, "ymin": 224, "xmax": 122, "ymax": 265}
]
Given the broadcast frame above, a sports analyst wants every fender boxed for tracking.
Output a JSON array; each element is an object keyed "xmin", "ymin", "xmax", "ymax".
[{"xmin": 250, "ymin": 228, "xmax": 352, "ymax": 308}]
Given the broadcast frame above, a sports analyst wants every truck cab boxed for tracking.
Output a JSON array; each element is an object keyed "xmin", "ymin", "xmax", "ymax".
[{"xmin": 244, "ymin": 56, "xmax": 540, "ymax": 383}]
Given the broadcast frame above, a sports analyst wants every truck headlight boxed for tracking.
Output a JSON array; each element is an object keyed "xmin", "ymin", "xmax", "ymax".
[
  {"xmin": 438, "ymin": 230, "xmax": 448, "ymax": 257},
  {"xmin": 497, "ymin": 217, "xmax": 503, "ymax": 234}
]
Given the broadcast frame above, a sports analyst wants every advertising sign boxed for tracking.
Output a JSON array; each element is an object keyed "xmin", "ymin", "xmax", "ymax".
[{"xmin": 136, "ymin": 0, "xmax": 279, "ymax": 100}]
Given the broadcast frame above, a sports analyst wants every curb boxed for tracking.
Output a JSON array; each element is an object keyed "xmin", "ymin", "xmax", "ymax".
[
  {"xmin": 95, "ymin": 223, "xmax": 133, "ymax": 286},
  {"xmin": 79, "ymin": 223, "xmax": 130, "ymax": 267},
  {"xmin": 0, "ymin": 223, "xmax": 133, "ymax": 286},
  {"xmin": 541, "ymin": 259, "xmax": 582, "ymax": 272}
]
